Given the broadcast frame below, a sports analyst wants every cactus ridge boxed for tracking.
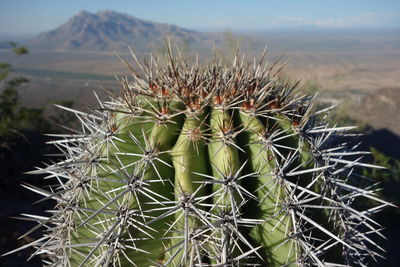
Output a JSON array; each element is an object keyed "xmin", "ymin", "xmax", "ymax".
[{"xmin": 5, "ymin": 45, "xmax": 392, "ymax": 267}]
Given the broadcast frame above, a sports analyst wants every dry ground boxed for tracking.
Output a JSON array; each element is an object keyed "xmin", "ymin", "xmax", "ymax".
[{"xmin": 2, "ymin": 30, "xmax": 400, "ymax": 135}]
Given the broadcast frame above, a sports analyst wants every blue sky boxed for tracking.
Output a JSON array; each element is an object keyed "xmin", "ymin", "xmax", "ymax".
[{"xmin": 1, "ymin": 0, "xmax": 400, "ymax": 35}]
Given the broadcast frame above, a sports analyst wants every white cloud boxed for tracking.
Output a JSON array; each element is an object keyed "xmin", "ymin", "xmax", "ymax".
[
  {"xmin": 272, "ymin": 12, "xmax": 400, "ymax": 28},
  {"xmin": 313, "ymin": 18, "xmax": 350, "ymax": 27}
]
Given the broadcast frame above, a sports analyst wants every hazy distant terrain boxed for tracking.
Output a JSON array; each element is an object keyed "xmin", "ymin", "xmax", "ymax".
[{"xmin": 1, "ymin": 10, "xmax": 399, "ymax": 135}]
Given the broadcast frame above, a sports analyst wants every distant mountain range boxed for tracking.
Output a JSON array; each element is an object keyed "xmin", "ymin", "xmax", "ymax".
[{"xmin": 29, "ymin": 10, "xmax": 221, "ymax": 52}]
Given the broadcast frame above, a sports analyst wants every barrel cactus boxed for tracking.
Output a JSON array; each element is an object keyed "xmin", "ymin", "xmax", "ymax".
[{"xmin": 5, "ymin": 46, "xmax": 391, "ymax": 266}]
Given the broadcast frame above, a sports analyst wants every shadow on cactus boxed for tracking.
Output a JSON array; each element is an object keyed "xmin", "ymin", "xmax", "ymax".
[{"xmin": 4, "ymin": 44, "xmax": 394, "ymax": 266}]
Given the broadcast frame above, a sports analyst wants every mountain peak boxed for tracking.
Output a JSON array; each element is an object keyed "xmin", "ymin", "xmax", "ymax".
[
  {"xmin": 29, "ymin": 10, "xmax": 212, "ymax": 52},
  {"xmin": 96, "ymin": 10, "xmax": 121, "ymax": 16},
  {"xmin": 76, "ymin": 10, "xmax": 93, "ymax": 17}
]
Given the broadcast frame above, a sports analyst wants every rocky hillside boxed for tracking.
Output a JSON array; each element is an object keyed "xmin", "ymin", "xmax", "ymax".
[{"xmin": 29, "ymin": 10, "xmax": 218, "ymax": 52}]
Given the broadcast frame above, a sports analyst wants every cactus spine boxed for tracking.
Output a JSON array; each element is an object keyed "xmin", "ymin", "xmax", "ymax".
[{"xmin": 5, "ymin": 46, "xmax": 391, "ymax": 266}]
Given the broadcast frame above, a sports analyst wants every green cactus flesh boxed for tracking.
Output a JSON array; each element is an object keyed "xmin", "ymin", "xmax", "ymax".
[{"xmin": 11, "ymin": 48, "xmax": 391, "ymax": 266}]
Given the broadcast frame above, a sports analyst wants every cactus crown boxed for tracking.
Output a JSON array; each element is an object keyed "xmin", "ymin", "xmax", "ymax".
[{"xmin": 5, "ymin": 45, "xmax": 391, "ymax": 266}]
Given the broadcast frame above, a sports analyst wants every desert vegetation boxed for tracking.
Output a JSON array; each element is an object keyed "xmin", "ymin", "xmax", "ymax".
[
  {"xmin": 2, "ymin": 43, "xmax": 398, "ymax": 266},
  {"xmin": 0, "ymin": 10, "xmax": 399, "ymax": 266}
]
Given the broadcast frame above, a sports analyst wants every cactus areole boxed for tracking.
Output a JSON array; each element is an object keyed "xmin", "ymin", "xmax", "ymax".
[{"xmin": 7, "ymin": 46, "xmax": 390, "ymax": 266}]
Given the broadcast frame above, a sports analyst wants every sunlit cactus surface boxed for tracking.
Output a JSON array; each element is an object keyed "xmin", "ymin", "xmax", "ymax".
[{"xmin": 7, "ymin": 46, "xmax": 392, "ymax": 267}]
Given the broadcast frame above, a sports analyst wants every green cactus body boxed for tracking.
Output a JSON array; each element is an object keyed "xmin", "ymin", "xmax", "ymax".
[
  {"xmin": 208, "ymin": 109, "xmax": 241, "ymax": 211},
  {"xmin": 208, "ymin": 108, "xmax": 243, "ymax": 264},
  {"xmin": 172, "ymin": 113, "xmax": 208, "ymax": 196},
  {"xmin": 238, "ymin": 110, "xmax": 297, "ymax": 266},
  {"xmin": 8, "ymin": 48, "xmax": 391, "ymax": 267},
  {"xmin": 168, "ymin": 113, "xmax": 208, "ymax": 265},
  {"xmin": 68, "ymin": 109, "xmax": 182, "ymax": 266}
]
